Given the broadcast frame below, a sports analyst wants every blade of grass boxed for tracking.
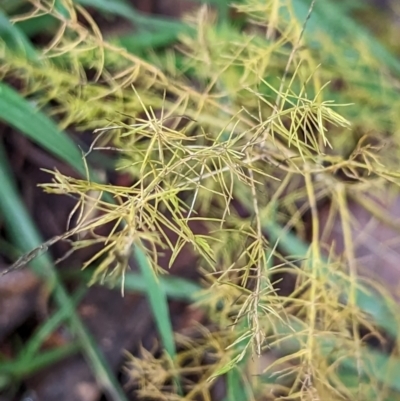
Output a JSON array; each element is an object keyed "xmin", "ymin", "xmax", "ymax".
[
  {"xmin": 133, "ymin": 244, "xmax": 181, "ymax": 392},
  {"xmin": 0, "ymin": 9, "xmax": 37, "ymax": 60},
  {"xmin": 115, "ymin": 31, "xmax": 185, "ymax": 53},
  {"xmin": 67, "ymin": 269, "xmax": 203, "ymax": 302},
  {"xmin": 0, "ymin": 143, "xmax": 128, "ymax": 401},
  {"xmin": 15, "ymin": 14, "xmax": 59, "ymax": 37},
  {"xmin": 1, "ymin": 0, "xmax": 26, "ymax": 14},
  {"xmin": 0, "ymin": 83, "xmax": 86, "ymax": 176},
  {"xmin": 292, "ymin": 0, "xmax": 400, "ymax": 75},
  {"xmin": 20, "ymin": 286, "xmax": 87, "ymax": 359},
  {"xmin": 76, "ymin": 0, "xmax": 191, "ymax": 34},
  {"xmin": 75, "ymin": 0, "xmax": 196, "ymax": 53},
  {"xmin": 224, "ymin": 361, "xmax": 251, "ymax": 401},
  {"xmin": 0, "ymin": 143, "xmax": 56, "ymax": 281},
  {"xmin": 0, "ymin": 343, "xmax": 79, "ymax": 389}
]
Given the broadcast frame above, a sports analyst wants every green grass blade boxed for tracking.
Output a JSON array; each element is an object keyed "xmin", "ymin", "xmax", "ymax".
[
  {"xmin": 115, "ymin": 31, "xmax": 184, "ymax": 53},
  {"xmin": 0, "ymin": 0, "xmax": 26, "ymax": 14},
  {"xmin": 75, "ymin": 0, "xmax": 144, "ymax": 22},
  {"xmin": 76, "ymin": 0, "xmax": 192, "ymax": 51},
  {"xmin": 76, "ymin": 0, "xmax": 190, "ymax": 32},
  {"xmin": 133, "ymin": 246, "xmax": 178, "ymax": 359},
  {"xmin": 224, "ymin": 364, "xmax": 251, "ymax": 401},
  {"xmin": 69, "ymin": 269, "xmax": 202, "ymax": 302},
  {"xmin": 0, "ymin": 343, "xmax": 79, "ymax": 383},
  {"xmin": 15, "ymin": 15, "xmax": 59, "ymax": 37},
  {"xmin": 0, "ymin": 9, "xmax": 37, "ymax": 60},
  {"xmin": 292, "ymin": 0, "xmax": 400, "ymax": 75},
  {"xmin": 0, "ymin": 83, "xmax": 85, "ymax": 176},
  {"xmin": 20, "ymin": 287, "xmax": 87, "ymax": 359},
  {"xmin": 0, "ymin": 143, "xmax": 55, "ymax": 280},
  {"xmin": 71, "ymin": 265, "xmax": 192, "ymax": 379}
]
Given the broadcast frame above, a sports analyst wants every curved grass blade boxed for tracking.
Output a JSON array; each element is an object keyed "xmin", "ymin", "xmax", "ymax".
[
  {"xmin": 72, "ymin": 269, "xmax": 203, "ymax": 303},
  {"xmin": 0, "ymin": 143, "xmax": 55, "ymax": 280},
  {"xmin": 0, "ymin": 83, "xmax": 86, "ymax": 176},
  {"xmin": 224, "ymin": 361, "xmax": 251, "ymax": 401},
  {"xmin": 0, "ymin": 9, "xmax": 37, "ymax": 61},
  {"xmin": 133, "ymin": 244, "xmax": 181, "ymax": 391},
  {"xmin": 15, "ymin": 14, "xmax": 59, "ymax": 37},
  {"xmin": 20, "ymin": 287, "xmax": 87, "ymax": 359},
  {"xmin": 0, "ymin": 344, "xmax": 79, "ymax": 389},
  {"xmin": 76, "ymin": 0, "xmax": 191, "ymax": 34},
  {"xmin": 292, "ymin": 0, "xmax": 400, "ymax": 75}
]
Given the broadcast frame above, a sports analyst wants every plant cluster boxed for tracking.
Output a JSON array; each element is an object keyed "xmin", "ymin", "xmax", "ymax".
[{"xmin": 2, "ymin": 0, "xmax": 400, "ymax": 400}]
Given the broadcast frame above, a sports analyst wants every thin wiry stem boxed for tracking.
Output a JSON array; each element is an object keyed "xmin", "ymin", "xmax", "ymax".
[{"xmin": 247, "ymin": 163, "xmax": 264, "ymax": 356}]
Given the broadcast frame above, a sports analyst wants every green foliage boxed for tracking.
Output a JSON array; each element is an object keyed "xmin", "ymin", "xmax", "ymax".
[
  {"xmin": 0, "ymin": 83, "xmax": 85, "ymax": 175},
  {"xmin": 2, "ymin": 0, "xmax": 400, "ymax": 400}
]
